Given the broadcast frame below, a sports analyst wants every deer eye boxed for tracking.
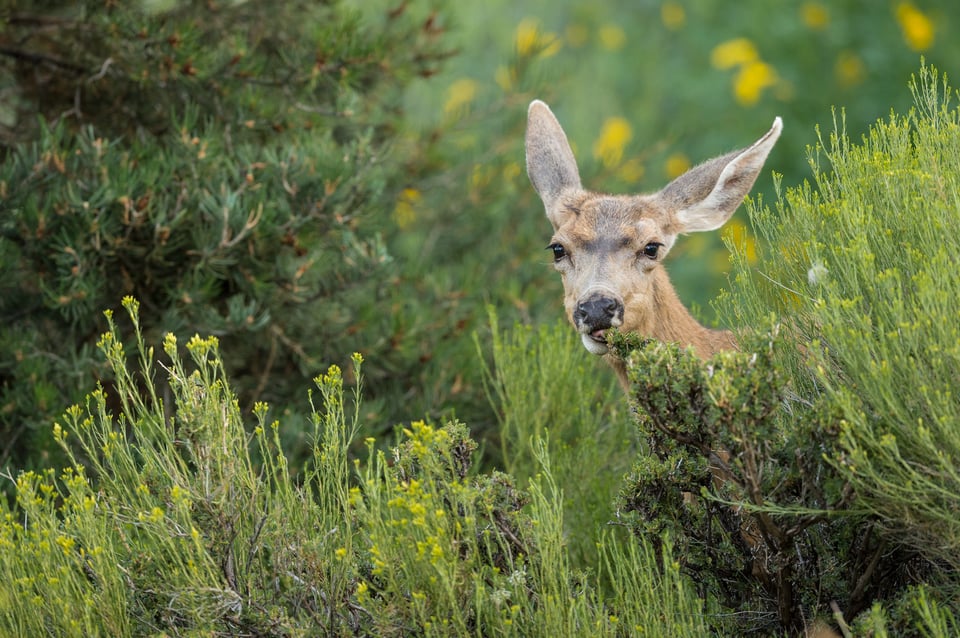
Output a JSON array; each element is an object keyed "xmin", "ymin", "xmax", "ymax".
[
  {"xmin": 547, "ymin": 243, "xmax": 567, "ymax": 262},
  {"xmin": 641, "ymin": 242, "xmax": 663, "ymax": 259}
]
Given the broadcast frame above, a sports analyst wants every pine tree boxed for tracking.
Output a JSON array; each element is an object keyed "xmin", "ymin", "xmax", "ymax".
[{"xmin": 0, "ymin": 0, "xmax": 449, "ymax": 470}]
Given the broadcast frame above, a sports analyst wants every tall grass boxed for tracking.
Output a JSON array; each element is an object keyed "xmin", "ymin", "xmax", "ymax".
[
  {"xmin": 1, "ymin": 299, "xmax": 706, "ymax": 636},
  {"xmin": 721, "ymin": 65, "xmax": 960, "ymax": 569},
  {"xmin": 476, "ymin": 308, "xmax": 635, "ymax": 568}
]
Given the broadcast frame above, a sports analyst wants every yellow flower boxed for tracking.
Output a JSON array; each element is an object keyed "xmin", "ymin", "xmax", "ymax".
[
  {"xmin": 661, "ymin": 2, "xmax": 686, "ymax": 30},
  {"xmin": 494, "ymin": 65, "xmax": 515, "ymax": 92},
  {"xmin": 723, "ymin": 218, "xmax": 757, "ymax": 265},
  {"xmin": 186, "ymin": 334, "xmax": 219, "ymax": 355},
  {"xmin": 502, "ymin": 162, "xmax": 522, "ymax": 183},
  {"xmin": 139, "ymin": 506, "xmax": 164, "ymax": 523},
  {"xmin": 664, "ymin": 153, "xmax": 690, "ymax": 180},
  {"xmin": 444, "ymin": 78, "xmax": 478, "ymax": 115},
  {"xmin": 516, "ymin": 18, "xmax": 540, "ymax": 57},
  {"xmin": 835, "ymin": 51, "xmax": 865, "ymax": 88},
  {"xmin": 710, "ymin": 38, "xmax": 758, "ymax": 70},
  {"xmin": 394, "ymin": 188, "xmax": 421, "ymax": 230},
  {"xmin": 598, "ymin": 24, "xmax": 626, "ymax": 51},
  {"xmin": 55, "ymin": 535, "xmax": 75, "ymax": 556},
  {"xmin": 592, "ymin": 116, "xmax": 633, "ymax": 168},
  {"xmin": 617, "ymin": 158, "xmax": 645, "ymax": 183},
  {"xmin": 733, "ymin": 61, "xmax": 778, "ymax": 106},
  {"xmin": 121, "ymin": 296, "xmax": 139, "ymax": 315},
  {"xmin": 515, "ymin": 18, "xmax": 561, "ymax": 58},
  {"xmin": 896, "ymin": 2, "xmax": 934, "ymax": 51},
  {"xmin": 800, "ymin": 2, "xmax": 829, "ymax": 30}
]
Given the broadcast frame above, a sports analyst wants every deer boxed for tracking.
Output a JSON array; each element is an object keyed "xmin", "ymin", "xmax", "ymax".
[
  {"xmin": 522, "ymin": 102, "xmax": 846, "ymax": 636},
  {"xmin": 524, "ymin": 100, "xmax": 782, "ymax": 390}
]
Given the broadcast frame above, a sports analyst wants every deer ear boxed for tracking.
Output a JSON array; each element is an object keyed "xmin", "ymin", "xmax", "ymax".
[
  {"xmin": 525, "ymin": 100, "xmax": 582, "ymax": 222},
  {"xmin": 661, "ymin": 117, "xmax": 782, "ymax": 233}
]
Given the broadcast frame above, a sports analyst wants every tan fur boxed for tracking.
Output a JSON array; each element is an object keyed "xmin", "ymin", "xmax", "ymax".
[{"xmin": 525, "ymin": 101, "xmax": 780, "ymax": 388}]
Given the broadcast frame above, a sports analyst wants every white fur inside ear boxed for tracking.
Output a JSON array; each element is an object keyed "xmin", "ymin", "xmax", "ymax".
[{"xmin": 676, "ymin": 116, "xmax": 782, "ymax": 233}]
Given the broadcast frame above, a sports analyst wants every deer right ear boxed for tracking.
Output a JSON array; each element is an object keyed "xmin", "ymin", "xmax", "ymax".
[
  {"xmin": 525, "ymin": 100, "xmax": 582, "ymax": 226},
  {"xmin": 662, "ymin": 117, "xmax": 782, "ymax": 233}
]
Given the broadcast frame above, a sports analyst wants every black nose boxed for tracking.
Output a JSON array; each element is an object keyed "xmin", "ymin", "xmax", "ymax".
[{"xmin": 573, "ymin": 294, "xmax": 623, "ymax": 330}]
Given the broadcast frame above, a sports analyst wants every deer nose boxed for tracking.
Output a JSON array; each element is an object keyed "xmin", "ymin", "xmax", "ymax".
[{"xmin": 573, "ymin": 294, "xmax": 623, "ymax": 330}]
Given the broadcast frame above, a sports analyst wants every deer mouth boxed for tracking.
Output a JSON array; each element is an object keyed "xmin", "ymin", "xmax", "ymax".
[
  {"xmin": 580, "ymin": 330, "xmax": 610, "ymax": 356},
  {"xmin": 589, "ymin": 328, "xmax": 608, "ymax": 344}
]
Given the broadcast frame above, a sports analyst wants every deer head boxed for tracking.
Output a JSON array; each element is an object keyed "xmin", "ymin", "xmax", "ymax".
[{"xmin": 525, "ymin": 100, "xmax": 781, "ymax": 379}]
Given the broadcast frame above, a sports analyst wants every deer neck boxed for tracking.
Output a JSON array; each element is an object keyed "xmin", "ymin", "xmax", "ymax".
[
  {"xmin": 607, "ymin": 269, "xmax": 735, "ymax": 391},
  {"xmin": 649, "ymin": 268, "xmax": 733, "ymax": 355}
]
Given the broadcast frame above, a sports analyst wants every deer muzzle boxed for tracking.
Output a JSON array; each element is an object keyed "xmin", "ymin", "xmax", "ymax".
[{"xmin": 573, "ymin": 292, "xmax": 624, "ymax": 355}]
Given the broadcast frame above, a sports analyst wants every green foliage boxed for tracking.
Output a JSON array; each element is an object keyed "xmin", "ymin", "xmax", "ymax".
[
  {"xmin": 476, "ymin": 308, "xmax": 631, "ymax": 568},
  {"xmin": 610, "ymin": 65, "xmax": 960, "ymax": 635},
  {"xmin": 612, "ymin": 330, "xmax": 872, "ymax": 634},
  {"xmin": 0, "ymin": 0, "xmax": 449, "ymax": 470},
  {"xmin": 0, "ymin": 304, "xmax": 708, "ymax": 636},
  {"xmin": 724, "ymin": 64, "xmax": 960, "ymax": 570},
  {"xmin": 2, "ymin": 299, "xmax": 366, "ymax": 634}
]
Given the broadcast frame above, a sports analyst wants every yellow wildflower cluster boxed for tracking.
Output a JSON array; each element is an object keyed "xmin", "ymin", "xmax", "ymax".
[
  {"xmin": 95, "ymin": 329, "xmax": 124, "ymax": 361},
  {"xmin": 592, "ymin": 116, "xmax": 633, "ymax": 168},
  {"xmin": 896, "ymin": 2, "xmax": 934, "ymax": 51},
  {"xmin": 393, "ymin": 187, "xmax": 421, "ymax": 230},
  {"xmin": 185, "ymin": 333, "xmax": 219, "ymax": 357},
  {"xmin": 496, "ymin": 18, "xmax": 561, "ymax": 93},
  {"xmin": 402, "ymin": 420, "xmax": 451, "ymax": 459},
  {"xmin": 661, "ymin": 2, "xmax": 686, "ymax": 30},
  {"xmin": 800, "ymin": 2, "xmax": 830, "ymax": 30},
  {"xmin": 835, "ymin": 51, "xmax": 865, "ymax": 89},
  {"xmin": 137, "ymin": 506, "xmax": 165, "ymax": 524},
  {"xmin": 664, "ymin": 153, "xmax": 691, "ymax": 180},
  {"xmin": 598, "ymin": 24, "xmax": 626, "ymax": 51},
  {"xmin": 316, "ymin": 362, "xmax": 343, "ymax": 391},
  {"xmin": 710, "ymin": 38, "xmax": 780, "ymax": 107},
  {"xmin": 515, "ymin": 18, "xmax": 561, "ymax": 59},
  {"xmin": 369, "ymin": 541, "xmax": 387, "ymax": 576},
  {"xmin": 416, "ymin": 535, "xmax": 445, "ymax": 564},
  {"xmin": 723, "ymin": 218, "xmax": 758, "ymax": 266},
  {"xmin": 170, "ymin": 483, "xmax": 191, "ymax": 509},
  {"xmin": 162, "ymin": 332, "xmax": 177, "ymax": 357},
  {"xmin": 120, "ymin": 295, "xmax": 140, "ymax": 316},
  {"xmin": 443, "ymin": 78, "xmax": 478, "ymax": 115}
]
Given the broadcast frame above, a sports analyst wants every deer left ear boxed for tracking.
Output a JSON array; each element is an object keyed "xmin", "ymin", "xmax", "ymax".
[
  {"xmin": 526, "ymin": 100, "xmax": 583, "ymax": 221},
  {"xmin": 661, "ymin": 117, "xmax": 782, "ymax": 233}
]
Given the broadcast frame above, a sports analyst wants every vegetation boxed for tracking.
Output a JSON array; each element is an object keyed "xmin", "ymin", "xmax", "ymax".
[
  {"xmin": 611, "ymin": 66, "xmax": 960, "ymax": 635},
  {"xmin": 3, "ymin": 0, "xmax": 960, "ymax": 635},
  {"xmin": 0, "ymin": 0, "xmax": 449, "ymax": 469},
  {"xmin": 0, "ymin": 300, "xmax": 706, "ymax": 636}
]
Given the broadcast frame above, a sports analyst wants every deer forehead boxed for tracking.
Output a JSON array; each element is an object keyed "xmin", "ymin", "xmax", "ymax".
[{"xmin": 553, "ymin": 194, "xmax": 676, "ymax": 248}]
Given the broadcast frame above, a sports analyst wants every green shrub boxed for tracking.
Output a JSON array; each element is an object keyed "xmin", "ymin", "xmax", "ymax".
[
  {"xmin": 476, "ymin": 308, "xmax": 631, "ymax": 569},
  {"xmin": 0, "ymin": 0, "xmax": 450, "ymax": 471},
  {"xmin": 724, "ymin": 63, "xmax": 960, "ymax": 573},
  {"xmin": 613, "ymin": 65, "xmax": 960, "ymax": 635},
  {"xmin": 0, "ymin": 301, "xmax": 708, "ymax": 636}
]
